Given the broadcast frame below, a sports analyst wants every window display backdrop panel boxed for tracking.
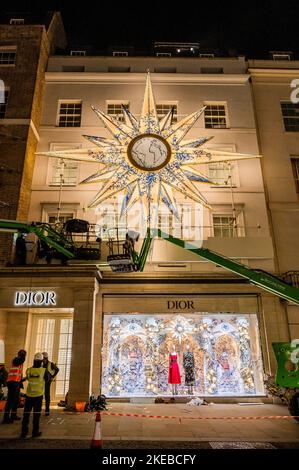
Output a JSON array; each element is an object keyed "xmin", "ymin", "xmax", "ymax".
[{"xmin": 101, "ymin": 313, "xmax": 265, "ymax": 397}]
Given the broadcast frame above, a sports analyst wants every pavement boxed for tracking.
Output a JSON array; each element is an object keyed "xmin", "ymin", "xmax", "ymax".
[{"xmin": 0, "ymin": 402, "xmax": 298, "ymax": 448}]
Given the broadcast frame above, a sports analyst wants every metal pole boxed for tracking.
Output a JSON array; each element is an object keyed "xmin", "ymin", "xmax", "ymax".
[
  {"xmin": 228, "ymin": 163, "xmax": 237, "ymax": 237},
  {"xmin": 56, "ymin": 159, "xmax": 65, "ymax": 223}
]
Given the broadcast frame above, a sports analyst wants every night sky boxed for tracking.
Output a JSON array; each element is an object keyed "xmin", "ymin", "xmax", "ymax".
[{"xmin": 1, "ymin": 0, "xmax": 299, "ymax": 58}]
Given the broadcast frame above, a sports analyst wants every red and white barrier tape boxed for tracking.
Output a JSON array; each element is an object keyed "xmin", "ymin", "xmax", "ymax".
[
  {"xmin": 1, "ymin": 410, "xmax": 298, "ymax": 420},
  {"xmin": 101, "ymin": 411, "xmax": 299, "ymax": 420}
]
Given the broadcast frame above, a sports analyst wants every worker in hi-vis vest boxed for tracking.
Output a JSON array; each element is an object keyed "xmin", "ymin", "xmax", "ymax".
[
  {"xmin": 42, "ymin": 352, "xmax": 59, "ymax": 416},
  {"xmin": 21, "ymin": 352, "xmax": 46, "ymax": 438},
  {"xmin": 2, "ymin": 349, "xmax": 26, "ymax": 424}
]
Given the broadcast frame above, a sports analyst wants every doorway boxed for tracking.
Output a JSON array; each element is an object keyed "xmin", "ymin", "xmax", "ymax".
[{"xmin": 28, "ymin": 314, "xmax": 73, "ymax": 401}]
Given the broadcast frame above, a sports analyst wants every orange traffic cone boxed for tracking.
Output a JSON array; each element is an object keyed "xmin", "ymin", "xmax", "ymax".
[{"xmin": 90, "ymin": 411, "xmax": 103, "ymax": 449}]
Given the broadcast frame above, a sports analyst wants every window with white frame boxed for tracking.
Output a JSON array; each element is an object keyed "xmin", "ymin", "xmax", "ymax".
[
  {"xmin": 107, "ymin": 102, "xmax": 129, "ymax": 122},
  {"xmin": 30, "ymin": 316, "xmax": 73, "ymax": 399},
  {"xmin": 50, "ymin": 159, "xmax": 79, "ymax": 186},
  {"xmin": 58, "ymin": 101, "xmax": 82, "ymax": 127},
  {"xmin": 48, "ymin": 213, "xmax": 74, "ymax": 224},
  {"xmin": 9, "ymin": 18, "xmax": 24, "ymax": 25},
  {"xmin": 0, "ymin": 89, "xmax": 9, "ymax": 118},
  {"xmin": 213, "ymin": 214, "xmax": 236, "ymax": 237},
  {"xmin": 70, "ymin": 50, "xmax": 86, "ymax": 56},
  {"xmin": 56, "ymin": 319, "xmax": 73, "ymax": 396},
  {"xmin": 0, "ymin": 47, "xmax": 17, "ymax": 65},
  {"xmin": 209, "ymin": 162, "xmax": 235, "ymax": 186},
  {"xmin": 281, "ymin": 101, "xmax": 299, "ymax": 132},
  {"xmin": 212, "ymin": 212, "xmax": 244, "ymax": 237},
  {"xmin": 156, "ymin": 103, "xmax": 178, "ymax": 123},
  {"xmin": 156, "ymin": 52, "xmax": 171, "ymax": 57},
  {"xmin": 112, "ymin": 51, "xmax": 128, "ymax": 57},
  {"xmin": 272, "ymin": 52, "xmax": 291, "ymax": 61},
  {"xmin": 204, "ymin": 103, "xmax": 228, "ymax": 129}
]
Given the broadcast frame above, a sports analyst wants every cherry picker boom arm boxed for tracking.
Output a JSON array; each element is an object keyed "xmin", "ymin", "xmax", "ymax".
[
  {"xmin": 0, "ymin": 219, "xmax": 75, "ymax": 258},
  {"xmin": 137, "ymin": 228, "xmax": 299, "ymax": 305}
]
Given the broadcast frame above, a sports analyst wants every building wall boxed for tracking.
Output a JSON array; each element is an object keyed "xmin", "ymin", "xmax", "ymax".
[
  {"xmin": 249, "ymin": 62, "xmax": 299, "ymax": 341},
  {"xmin": 29, "ymin": 61, "xmax": 274, "ymax": 272},
  {"xmin": 249, "ymin": 63, "xmax": 299, "ymax": 273},
  {"xmin": 0, "ymin": 13, "xmax": 67, "ymax": 263}
]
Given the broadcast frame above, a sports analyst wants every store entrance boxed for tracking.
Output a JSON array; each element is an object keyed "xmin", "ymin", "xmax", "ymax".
[
  {"xmin": 101, "ymin": 313, "xmax": 265, "ymax": 398},
  {"xmin": 27, "ymin": 313, "xmax": 73, "ymax": 401}
]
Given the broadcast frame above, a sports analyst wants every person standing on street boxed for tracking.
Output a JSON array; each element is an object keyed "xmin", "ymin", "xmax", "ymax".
[
  {"xmin": 42, "ymin": 352, "xmax": 59, "ymax": 416},
  {"xmin": 2, "ymin": 349, "xmax": 26, "ymax": 424},
  {"xmin": 21, "ymin": 352, "xmax": 46, "ymax": 438}
]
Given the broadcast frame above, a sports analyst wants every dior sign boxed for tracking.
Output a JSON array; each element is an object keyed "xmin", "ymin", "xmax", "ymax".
[
  {"xmin": 14, "ymin": 291, "xmax": 57, "ymax": 306},
  {"xmin": 167, "ymin": 300, "xmax": 194, "ymax": 310}
]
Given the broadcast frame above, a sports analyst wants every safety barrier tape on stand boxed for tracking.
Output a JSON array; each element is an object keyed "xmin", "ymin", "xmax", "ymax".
[
  {"xmin": 101, "ymin": 411, "xmax": 299, "ymax": 420},
  {"xmin": 1, "ymin": 410, "xmax": 298, "ymax": 420}
]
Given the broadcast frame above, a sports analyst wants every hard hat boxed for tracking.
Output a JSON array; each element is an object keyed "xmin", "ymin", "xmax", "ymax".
[
  {"xmin": 34, "ymin": 352, "xmax": 43, "ymax": 361},
  {"xmin": 42, "ymin": 351, "xmax": 48, "ymax": 359}
]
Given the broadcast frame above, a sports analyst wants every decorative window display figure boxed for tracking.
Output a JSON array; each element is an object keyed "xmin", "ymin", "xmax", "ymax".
[
  {"xmin": 183, "ymin": 344, "xmax": 195, "ymax": 395},
  {"xmin": 168, "ymin": 345, "xmax": 181, "ymax": 395}
]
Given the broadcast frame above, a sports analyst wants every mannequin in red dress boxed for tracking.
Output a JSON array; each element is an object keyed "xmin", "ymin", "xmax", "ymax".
[{"xmin": 168, "ymin": 345, "xmax": 181, "ymax": 395}]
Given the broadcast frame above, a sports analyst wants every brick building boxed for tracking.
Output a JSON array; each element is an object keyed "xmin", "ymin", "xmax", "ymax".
[{"xmin": 0, "ymin": 11, "xmax": 66, "ymax": 262}]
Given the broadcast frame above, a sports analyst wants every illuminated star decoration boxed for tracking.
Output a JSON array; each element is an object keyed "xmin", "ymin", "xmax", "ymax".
[{"xmin": 37, "ymin": 73, "xmax": 260, "ymax": 224}]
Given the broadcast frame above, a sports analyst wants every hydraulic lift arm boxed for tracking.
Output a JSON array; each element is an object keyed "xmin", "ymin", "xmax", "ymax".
[
  {"xmin": 0, "ymin": 219, "xmax": 75, "ymax": 258},
  {"xmin": 2, "ymin": 218, "xmax": 299, "ymax": 304},
  {"xmin": 138, "ymin": 228, "xmax": 299, "ymax": 305}
]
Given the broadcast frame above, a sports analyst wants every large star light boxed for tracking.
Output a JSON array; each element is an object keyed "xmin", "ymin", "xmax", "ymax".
[{"xmin": 38, "ymin": 73, "xmax": 260, "ymax": 223}]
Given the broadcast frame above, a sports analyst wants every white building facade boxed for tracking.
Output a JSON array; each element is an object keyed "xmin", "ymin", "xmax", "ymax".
[{"xmin": 1, "ymin": 55, "xmax": 297, "ymax": 405}]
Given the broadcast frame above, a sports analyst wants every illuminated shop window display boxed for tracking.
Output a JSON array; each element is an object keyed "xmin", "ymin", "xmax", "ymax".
[{"xmin": 101, "ymin": 313, "xmax": 265, "ymax": 397}]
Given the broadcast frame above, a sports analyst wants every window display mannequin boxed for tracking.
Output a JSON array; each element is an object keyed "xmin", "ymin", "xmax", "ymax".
[
  {"xmin": 183, "ymin": 344, "xmax": 195, "ymax": 395},
  {"xmin": 168, "ymin": 345, "xmax": 181, "ymax": 395}
]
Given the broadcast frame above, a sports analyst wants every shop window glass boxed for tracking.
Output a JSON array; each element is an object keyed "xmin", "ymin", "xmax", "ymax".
[{"xmin": 101, "ymin": 313, "xmax": 264, "ymax": 398}]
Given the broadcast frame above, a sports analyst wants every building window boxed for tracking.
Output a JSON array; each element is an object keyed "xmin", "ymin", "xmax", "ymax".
[
  {"xmin": 156, "ymin": 53, "xmax": 171, "ymax": 57},
  {"xmin": 281, "ymin": 101, "xmax": 299, "ymax": 132},
  {"xmin": 70, "ymin": 50, "xmax": 86, "ymax": 56},
  {"xmin": 204, "ymin": 104, "xmax": 228, "ymax": 129},
  {"xmin": 9, "ymin": 18, "xmax": 24, "ymax": 25},
  {"xmin": 0, "ymin": 48, "xmax": 16, "ymax": 65},
  {"xmin": 154, "ymin": 66, "xmax": 177, "ymax": 73},
  {"xmin": 201, "ymin": 67, "xmax": 223, "ymax": 74},
  {"xmin": 31, "ymin": 316, "xmax": 73, "ymax": 398},
  {"xmin": 213, "ymin": 214, "xmax": 238, "ymax": 237},
  {"xmin": 271, "ymin": 52, "xmax": 291, "ymax": 61},
  {"xmin": 156, "ymin": 103, "xmax": 178, "ymax": 123},
  {"xmin": 107, "ymin": 102, "xmax": 129, "ymax": 122},
  {"xmin": 112, "ymin": 51, "xmax": 128, "ymax": 57},
  {"xmin": 62, "ymin": 65, "xmax": 85, "ymax": 72},
  {"xmin": 58, "ymin": 101, "xmax": 82, "ymax": 127},
  {"xmin": 209, "ymin": 162, "xmax": 234, "ymax": 186},
  {"xmin": 200, "ymin": 53, "xmax": 215, "ymax": 58},
  {"xmin": 291, "ymin": 158, "xmax": 299, "ymax": 193},
  {"xmin": 0, "ymin": 89, "xmax": 9, "ymax": 118},
  {"xmin": 50, "ymin": 159, "xmax": 79, "ymax": 186},
  {"xmin": 48, "ymin": 213, "xmax": 74, "ymax": 224}
]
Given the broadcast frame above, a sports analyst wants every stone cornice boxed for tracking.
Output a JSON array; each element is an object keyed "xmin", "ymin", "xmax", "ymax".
[
  {"xmin": 249, "ymin": 68, "xmax": 299, "ymax": 78},
  {"xmin": 45, "ymin": 72, "xmax": 250, "ymax": 86}
]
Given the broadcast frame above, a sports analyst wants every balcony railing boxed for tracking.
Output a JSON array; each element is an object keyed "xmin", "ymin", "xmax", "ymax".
[{"xmin": 282, "ymin": 271, "xmax": 299, "ymax": 288}]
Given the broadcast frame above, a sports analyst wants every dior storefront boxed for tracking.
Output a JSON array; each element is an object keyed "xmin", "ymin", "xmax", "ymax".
[
  {"xmin": 100, "ymin": 289, "xmax": 270, "ymax": 399},
  {"xmin": 1, "ymin": 269, "xmax": 290, "ymax": 403}
]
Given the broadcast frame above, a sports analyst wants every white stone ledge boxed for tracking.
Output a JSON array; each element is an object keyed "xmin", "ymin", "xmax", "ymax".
[{"xmin": 45, "ymin": 72, "xmax": 250, "ymax": 85}]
